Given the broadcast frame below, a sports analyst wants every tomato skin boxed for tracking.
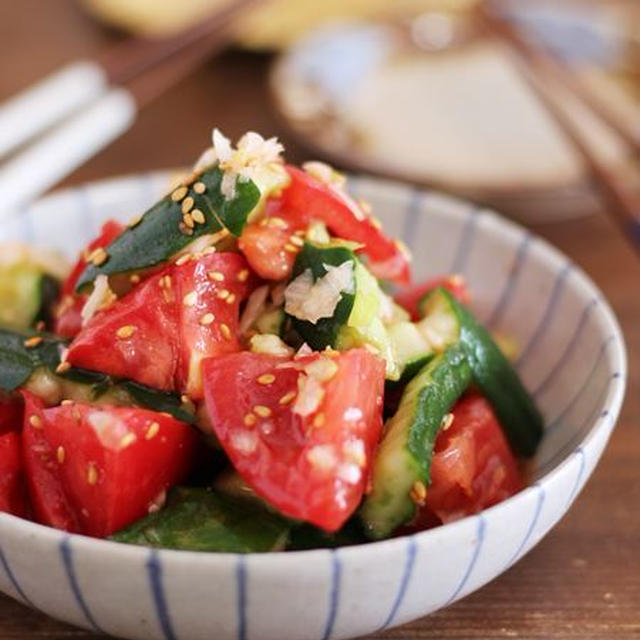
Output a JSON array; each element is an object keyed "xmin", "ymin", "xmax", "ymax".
[
  {"xmin": 0, "ymin": 430, "xmax": 29, "ymax": 517},
  {"xmin": 54, "ymin": 220, "xmax": 125, "ymax": 338},
  {"xmin": 238, "ymin": 167, "xmax": 410, "ymax": 283},
  {"xmin": 21, "ymin": 392, "xmax": 197, "ymax": 537},
  {"xmin": 419, "ymin": 392, "xmax": 522, "ymax": 525},
  {"xmin": 0, "ymin": 391, "xmax": 23, "ymax": 436},
  {"xmin": 239, "ymin": 217, "xmax": 300, "ymax": 281},
  {"xmin": 395, "ymin": 275, "xmax": 470, "ymax": 321},
  {"xmin": 203, "ymin": 349, "xmax": 385, "ymax": 531},
  {"xmin": 66, "ymin": 252, "xmax": 253, "ymax": 397}
]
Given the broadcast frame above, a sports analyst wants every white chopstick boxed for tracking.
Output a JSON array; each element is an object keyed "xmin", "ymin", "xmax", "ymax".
[
  {"xmin": 0, "ymin": 61, "xmax": 108, "ymax": 160},
  {"xmin": 0, "ymin": 90, "xmax": 137, "ymax": 218}
]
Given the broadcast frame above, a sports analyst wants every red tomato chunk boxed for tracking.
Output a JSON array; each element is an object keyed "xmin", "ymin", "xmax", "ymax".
[
  {"xmin": 21, "ymin": 392, "xmax": 196, "ymax": 537},
  {"xmin": 203, "ymin": 348, "xmax": 386, "ymax": 531}
]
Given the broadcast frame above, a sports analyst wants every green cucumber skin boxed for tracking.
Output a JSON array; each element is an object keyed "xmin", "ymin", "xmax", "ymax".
[
  {"xmin": 361, "ymin": 344, "xmax": 472, "ymax": 540},
  {"xmin": 0, "ymin": 329, "xmax": 194, "ymax": 423},
  {"xmin": 76, "ymin": 165, "xmax": 260, "ymax": 291},
  {"xmin": 289, "ymin": 243, "xmax": 356, "ymax": 350},
  {"xmin": 111, "ymin": 487, "xmax": 290, "ymax": 552},
  {"xmin": 441, "ymin": 289, "xmax": 544, "ymax": 458}
]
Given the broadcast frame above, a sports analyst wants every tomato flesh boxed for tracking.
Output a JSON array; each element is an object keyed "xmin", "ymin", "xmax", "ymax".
[
  {"xmin": 21, "ymin": 392, "xmax": 196, "ymax": 537},
  {"xmin": 66, "ymin": 252, "xmax": 253, "ymax": 397},
  {"xmin": 238, "ymin": 166, "xmax": 410, "ymax": 283},
  {"xmin": 395, "ymin": 275, "xmax": 470, "ymax": 321},
  {"xmin": 0, "ymin": 430, "xmax": 29, "ymax": 517},
  {"xmin": 203, "ymin": 349, "xmax": 385, "ymax": 531},
  {"xmin": 421, "ymin": 392, "xmax": 522, "ymax": 525},
  {"xmin": 54, "ymin": 220, "xmax": 124, "ymax": 338}
]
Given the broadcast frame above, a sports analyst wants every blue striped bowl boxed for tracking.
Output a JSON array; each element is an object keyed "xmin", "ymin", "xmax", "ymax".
[{"xmin": 0, "ymin": 172, "xmax": 626, "ymax": 640}]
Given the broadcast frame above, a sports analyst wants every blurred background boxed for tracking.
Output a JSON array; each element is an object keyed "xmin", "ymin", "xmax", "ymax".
[{"xmin": 1, "ymin": 0, "xmax": 639, "ymax": 223}]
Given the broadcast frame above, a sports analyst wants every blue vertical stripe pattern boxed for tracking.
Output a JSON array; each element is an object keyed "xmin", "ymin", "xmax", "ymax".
[
  {"xmin": 505, "ymin": 485, "xmax": 545, "ymax": 569},
  {"xmin": 321, "ymin": 552, "xmax": 342, "ymax": 640},
  {"xmin": 533, "ymin": 298, "xmax": 599, "ymax": 397},
  {"xmin": 236, "ymin": 555, "xmax": 247, "ymax": 640},
  {"xmin": 486, "ymin": 232, "xmax": 532, "ymax": 329},
  {"xmin": 545, "ymin": 335, "xmax": 614, "ymax": 434},
  {"xmin": 147, "ymin": 550, "xmax": 178, "ymax": 640},
  {"xmin": 446, "ymin": 516, "xmax": 486, "ymax": 605},
  {"xmin": 515, "ymin": 263, "xmax": 571, "ymax": 369},
  {"xmin": 380, "ymin": 536, "xmax": 417, "ymax": 630},
  {"xmin": 449, "ymin": 207, "xmax": 478, "ymax": 275},
  {"xmin": 0, "ymin": 544, "xmax": 33, "ymax": 607},
  {"xmin": 60, "ymin": 537, "xmax": 105, "ymax": 634},
  {"xmin": 566, "ymin": 448, "xmax": 586, "ymax": 507}
]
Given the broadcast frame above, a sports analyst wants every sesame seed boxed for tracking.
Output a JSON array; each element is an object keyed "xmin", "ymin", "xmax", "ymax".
[
  {"xmin": 220, "ymin": 324, "xmax": 231, "ymax": 340},
  {"xmin": 284, "ymin": 243, "xmax": 298, "ymax": 253},
  {"xmin": 208, "ymin": 271, "xmax": 225, "ymax": 282},
  {"xmin": 440, "ymin": 413, "xmax": 454, "ymax": 431},
  {"xmin": 237, "ymin": 269, "xmax": 249, "ymax": 282},
  {"xmin": 56, "ymin": 361, "xmax": 71, "ymax": 374},
  {"xmin": 180, "ymin": 395, "xmax": 195, "ymax": 412},
  {"xmin": 178, "ymin": 222, "xmax": 194, "ymax": 236},
  {"xmin": 181, "ymin": 197, "xmax": 195, "ymax": 214},
  {"xmin": 217, "ymin": 289, "xmax": 230, "ymax": 300},
  {"xmin": 183, "ymin": 291, "xmax": 198, "ymax": 307},
  {"xmin": 289, "ymin": 235, "xmax": 304, "ymax": 247},
  {"xmin": 244, "ymin": 413, "xmax": 257, "ymax": 427},
  {"xmin": 56, "ymin": 446, "xmax": 65, "ymax": 464},
  {"xmin": 130, "ymin": 274, "xmax": 141, "ymax": 284},
  {"xmin": 119, "ymin": 432, "xmax": 136, "ymax": 449},
  {"xmin": 313, "ymin": 412, "xmax": 325, "ymax": 428},
  {"xmin": 269, "ymin": 217, "xmax": 288, "ymax": 229},
  {"xmin": 410, "ymin": 480, "xmax": 427, "ymax": 505},
  {"xmin": 29, "ymin": 415, "xmax": 42, "ymax": 429},
  {"xmin": 253, "ymin": 405, "xmax": 272, "ymax": 418},
  {"xmin": 199, "ymin": 313, "xmax": 215, "ymax": 326},
  {"xmin": 191, "ymin": 209, "xmax": 205, "ymax": 224},
  {"xmin": 116, "ymin": 325, "xmax": 137, "ymax": 339},
  {"xmin": 193, "ymin": 182, "xmax": 206, "ymax": 194},
  {"xmin": 171, "ymin": 186, "xmax": 188, "ymax": 202},
  {"xmin": 226, "ymin": 293, "xmax": 236, "ymax": 305},
  {"xmin": 88, "ymin": 247, "xmax": 108, "ymax": 266},
  {"xmin": 146, "ymin": 421, "xmax": 160, "ymax": 440},
  {"xmin": 182, "ymin": 213, "xmax": 194, "ymax": 229},
  {"xmin": 279, "ymin": 391, "xmax": 296, "ymax": 405},
  {"xmin": 181, "ymin": 170, "xmax": 201, "ymax": 186},
  {"xmin": 175, "ymin": 254, "xmax": 191, "ymax": 266},
  {"xmin": 87, "ymin": 463, "xmax": 98, "ymax": 486},
  {"xmin": 23, "ymin": 336, "xmax": 43, "ymax": 348},
  {"xmin": 257, "ymin": 373, "xmax": 275, "ymax": 385},
  {"xmin": 61, "ymin": 399, "xmax": 74, "ymax": 406}
]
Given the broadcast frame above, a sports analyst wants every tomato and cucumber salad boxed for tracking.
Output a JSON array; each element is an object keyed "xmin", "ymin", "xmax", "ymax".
[{"xmin": 0, "ymin": 130, "xmax": 542, "ymax": 551}]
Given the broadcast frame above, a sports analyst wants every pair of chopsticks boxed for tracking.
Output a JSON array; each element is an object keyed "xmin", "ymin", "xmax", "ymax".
[
  {"xmin": 477, "ymin": 4, "xmax": 640, "ymax": 254},
  {"xmin": 0, "ymin": 0, "xmax": 260, "ymax": 219}
]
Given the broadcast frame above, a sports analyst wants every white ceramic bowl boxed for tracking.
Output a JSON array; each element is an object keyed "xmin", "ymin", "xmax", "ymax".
[{"xmin": 0, "ymin": 172, "xmax": 627, "ymax": 640}]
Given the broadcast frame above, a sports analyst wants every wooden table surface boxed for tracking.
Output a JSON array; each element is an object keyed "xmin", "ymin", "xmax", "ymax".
[{"xmin": 1, "ymin": 2, "xmax": 639, "ymax": 638}]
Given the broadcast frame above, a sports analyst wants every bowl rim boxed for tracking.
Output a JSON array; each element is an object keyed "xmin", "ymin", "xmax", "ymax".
[{"xmin": 0, "ymin": 170, "xmax": 628, "ymax": 565}]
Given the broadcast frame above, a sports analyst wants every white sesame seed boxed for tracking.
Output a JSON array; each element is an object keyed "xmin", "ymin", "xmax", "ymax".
[
  {"xmin": 145, "ymin": 422, "xmax": 160, "ymax": 440},
  {"xmin": 23, "ymin": 336, "xmax": 43, "ymax": 348},
  {"xmin": 217, "ymin": 289, "xmax": 230, "ymax": 300},
  {"xmin": 208, "ymin": 271, "xmax": 225, "ymax": 282},
  {"xmin": 193, "ymin": 182, "xmax": 206, "ymax": 194},
  {"xmin": 171, "ymin": 186, "xmax": 188, "ymax": 202},
  {"xmin": 175, "ymin": 254, "xmax": 191, "ymax": 266},
  {"xmin": 29, "ymin": 415, "xmax": 42, "ymax": 429},
  {"xmin": 226, "ymin": 293, "xmax": 236, "ymax": 305},
  {"xmin": 191, "ymin": 209, "xmax": 205, "ymax": 224},
  {"xmin": 119, "ymin": 432, "xmax": 136, "ymax": 449},
  {"xmin": 279, "ymin": 391, "xmax": 296, "ymax": 405},
  {"xmin": 181, "ymin": 196, "xmax": 195, "ymax": 214},
  {"xmin": 183, "ymin": 291, "xmax": 198, "ymax": 307},
  {"xmin": 220, "ymin": 323, "xmax": 231, "ymax": 340},
  {"xmin": 253, "ymin": 405, "xmax": 272, "ymax": 418},
  {"xmin": 244, "ymin": 413, "xmax": 257, "ymax": 427},
  {"xmin": 56, "ymin": 446, "xmax": 65, "ymax": 464},
  {"xmin": 87, "ymin": 463, "xmax": 98, "ymax": 486},
  {"xmin": 199, "ymin": 313, "xmax": 215, "ymax": 326},
  {"xmin": 237, "ymin": 269, "xmax": 249, "ymax": 282},
  {"xmin": 257, "ymin": 373, "xmax": 275, "ymax": 385},
  {"xmin": 183, "ymin": 213, "xmax": 195, "ymax": 229},
  {"xmin": 441, "ymin": 413, "xmax": 454, "ymax": 431},
  {"xmin": 116, "ymin": 325, "xmax": 137, "ymax": 339}
]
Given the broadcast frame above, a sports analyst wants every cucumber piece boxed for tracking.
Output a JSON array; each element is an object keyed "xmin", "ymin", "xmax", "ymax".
[
  {"xmin": 0, "ymin": 328, "xmax": 195, "ymax": 423},
  {"xmin": 360, "ymin": 344, "xmax": 472, "ymax": 539},
  {"xmin": 442, "ymin": 289, "xmax": 543, "ymax": 457},
  {"xmin": 76, "ymin": 164, "xmax": 260, "ymax": 291},
  {"xmin": 0, "ymin": 263, "xmax": 60, "ymax": 330},
  {"xmin": 387, "ymin": 321, "xmax": 433, "ymax": 384},
  {"xmin": 110, "ymin": 487, "xmax": 290, "ymax": 552},
  {"xmin": 255, "ymin": 307, "xmax": 285, "ymax": 336},
  {"xmin": 286, "ymin": 519, "xmax": 368, "ymax": 550},
  {"xmin": 286, "ymin": 242, "xmax": 400, "ymax": 378}
]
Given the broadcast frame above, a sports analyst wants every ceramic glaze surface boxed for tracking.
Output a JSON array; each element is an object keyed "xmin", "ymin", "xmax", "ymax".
[{"xmin": 0, "ymin": 172, "xmax": 626, "ymax": 640}]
